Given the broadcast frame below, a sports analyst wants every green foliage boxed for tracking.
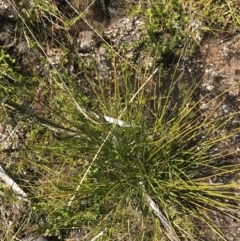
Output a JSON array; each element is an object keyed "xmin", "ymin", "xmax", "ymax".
[
  {"xmin": 145, "ymin": 1, "xmax": 188, "ymax": 46},
  {"xmin": 0, "ymin": 50, "xmax": 15, "ymax": 76},
  {"xmin": 142, "ymin": 0, "xmax": 240, "ymax": 58}
]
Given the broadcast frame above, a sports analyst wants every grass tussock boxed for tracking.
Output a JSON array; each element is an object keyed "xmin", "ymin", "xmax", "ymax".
[{"xmin": 0, "ymin": 0, "xmax": 240, "ymax": 240}]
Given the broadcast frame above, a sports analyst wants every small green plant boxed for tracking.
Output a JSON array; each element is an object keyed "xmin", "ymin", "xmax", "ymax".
[{"xmin": 0, "ymin": 50, "xmax": 15, "ymax": 77}]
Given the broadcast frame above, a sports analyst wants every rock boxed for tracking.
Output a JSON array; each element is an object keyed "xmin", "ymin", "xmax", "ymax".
[
  {"xmin": 205, "ymin": 84, "xmax": 214, "ymax": 91},
  {"xmin": 77, "ymin": 31, "xmax": 99, "ymax": 52},
  {"xmin": 104, "ymin": 16, "xmax": 145, "ymax": 49}
]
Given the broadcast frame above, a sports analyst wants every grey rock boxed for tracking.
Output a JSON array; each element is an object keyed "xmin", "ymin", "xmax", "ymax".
[
  {"xmin": 103, "ymin": 16, "xmax": 145, "ymax": 49},
  {"xmin": 77, "ymin": 31, "xmax": 99, "ymax": 52}
]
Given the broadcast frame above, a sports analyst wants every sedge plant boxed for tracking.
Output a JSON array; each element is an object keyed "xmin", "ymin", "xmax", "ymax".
[{"xmin": 0, "ymin": 0, "xmax": 240, "ymax": 241}]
